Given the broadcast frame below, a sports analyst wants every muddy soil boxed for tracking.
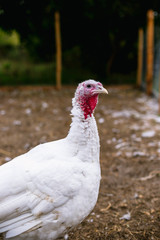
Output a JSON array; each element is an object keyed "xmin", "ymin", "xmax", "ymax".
[{"xmin": 0, "ymin": 85, "xmax": 160, "ymax": 240}]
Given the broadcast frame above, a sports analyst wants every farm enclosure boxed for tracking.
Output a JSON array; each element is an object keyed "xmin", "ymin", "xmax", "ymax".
[{"xmin": 0, "ymin": 85, "xmax": 160, "ymax": 240}]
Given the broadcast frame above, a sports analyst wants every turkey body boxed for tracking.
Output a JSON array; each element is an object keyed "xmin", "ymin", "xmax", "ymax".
[{"xmin": 0, "ymin": 79, "xmax": 105, "ymax": 240}]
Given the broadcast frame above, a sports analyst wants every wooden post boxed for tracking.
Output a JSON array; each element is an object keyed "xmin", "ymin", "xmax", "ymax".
[
  {"xmin": 54, "ymin": 11, "xmax": 62, "ymax": 90},
  {"xmin": 146, "ymin": 9, "xmax": 154, "ymax": 95},
  {"xmin": 137, "ymin": 28, "xmax": 144, "ymax": 87}
]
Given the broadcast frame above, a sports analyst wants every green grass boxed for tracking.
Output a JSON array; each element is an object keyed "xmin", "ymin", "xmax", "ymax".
[
  {"xmin": 0, "ymin": 60, "xmax": 55, "ymax": 85},
  {"xmin": 0, "ymin": 59, "xmax": 136, "ymax": 86},
  {"xmin": 0, "ymin": 59, "xmax": 99, "ymax": 86},
  {"xmin": 106, "ymin": 73, "xmax": 136, "ymax": 85}
]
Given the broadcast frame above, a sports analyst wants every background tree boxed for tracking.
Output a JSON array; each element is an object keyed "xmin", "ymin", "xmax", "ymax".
[{"xmin": 0, "ymin": 0, "xmax": 160, "ymax": 80}]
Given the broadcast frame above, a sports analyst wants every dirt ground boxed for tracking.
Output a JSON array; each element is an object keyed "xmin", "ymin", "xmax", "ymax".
[{"xmin": 0, "ymin": 85, "xmax": 160, "ymax": 240}]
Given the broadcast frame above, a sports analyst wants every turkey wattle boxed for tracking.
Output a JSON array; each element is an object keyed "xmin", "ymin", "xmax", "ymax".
[{"xmin": 0, "ymin": 79, "xmax": 108, "ymax": 240}]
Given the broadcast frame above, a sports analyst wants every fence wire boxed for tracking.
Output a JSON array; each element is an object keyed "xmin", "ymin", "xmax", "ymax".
[
  {"xmin": 142, "ymin": 12, "xmax": 160, "ymax": 97},
  {"xmin": 153, "ymin": 14, "xmax": 160, "ymax": 97}
]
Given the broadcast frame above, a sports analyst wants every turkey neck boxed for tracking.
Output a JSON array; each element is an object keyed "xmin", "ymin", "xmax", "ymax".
[{"xmin": 67, "ymin": 98, "xmax": 100, "ymax": 163}]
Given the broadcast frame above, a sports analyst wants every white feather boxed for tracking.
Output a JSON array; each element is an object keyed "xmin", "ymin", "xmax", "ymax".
[{"xmin": 6, "ymin": 220, "xmax": 42, "ymax": 238}]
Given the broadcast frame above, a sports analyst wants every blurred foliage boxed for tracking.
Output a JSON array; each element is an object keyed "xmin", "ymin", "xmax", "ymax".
[
  {"xmin": 0, "ymin": 28, "xmax": 20, "ymax": 47},
  {"xmin": 0, "ymin": 0, "xmax": 160, "ymax": 83},
  {"xmin": 0, "ymin": 60, "xmax": 54, "ymax": 85},
  {"xmin": 0, "ymin": 59, "xmax": 98, "ymax": 85}
]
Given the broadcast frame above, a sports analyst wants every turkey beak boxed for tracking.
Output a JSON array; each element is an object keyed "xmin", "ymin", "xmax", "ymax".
[
  {"xmin": 99, "ymin": 86, "xmax": 108, "ymax": 94},
  {"xmin": 93, "ymin": 86, "xmax": 108, "ymax": 94}
]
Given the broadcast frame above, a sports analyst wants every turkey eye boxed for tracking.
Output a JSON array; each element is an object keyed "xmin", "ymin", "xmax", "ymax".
[{"xmin": 86, "ymin": 84, "xmax": 91, "ymax": 88}]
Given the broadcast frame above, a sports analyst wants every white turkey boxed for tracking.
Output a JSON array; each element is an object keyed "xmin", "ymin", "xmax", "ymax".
[{"xmin": 0, "ymin": 79, "xmax": 108, "ymax": 240}]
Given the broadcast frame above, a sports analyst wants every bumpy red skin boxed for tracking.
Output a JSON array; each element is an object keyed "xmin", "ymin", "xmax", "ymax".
[
  {"xmin": 76, "ymin": 81, "xmax": 103, "ymax": 119},
  {"xmin": 78, "ymin": 94, "xmax": 98, "ymax": 119}
]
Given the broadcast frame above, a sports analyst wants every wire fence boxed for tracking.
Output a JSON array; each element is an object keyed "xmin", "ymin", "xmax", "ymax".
[
  {"xmin": 153, "ymin": 13, "xmax": 160, "ymax": 98},
  {"xmin": 140, "ymin": 10, "xmax": 160, "ymax": 98},
  {"xmin": 141, "ymin": 27, "xmax": 146, "ymax": 90}
]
